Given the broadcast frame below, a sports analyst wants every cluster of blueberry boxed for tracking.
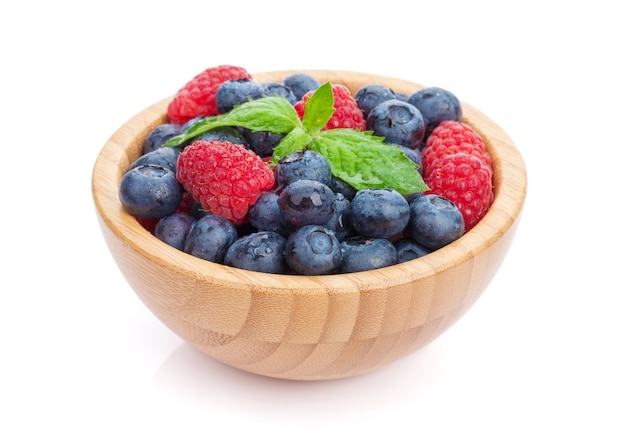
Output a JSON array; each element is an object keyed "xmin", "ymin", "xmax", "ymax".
[
  {"xmin": 119, "ymin": 73, "xmax": 467, "ymax": 275},
  {"xmin": 243, "ymin": 149, "xmax": 464, "ymax": 275}
]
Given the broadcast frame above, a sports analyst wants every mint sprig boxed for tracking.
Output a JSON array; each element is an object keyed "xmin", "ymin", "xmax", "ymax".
[{"xmin": 164, "ymin": 82, "xmax": 428, "ymax": 195}]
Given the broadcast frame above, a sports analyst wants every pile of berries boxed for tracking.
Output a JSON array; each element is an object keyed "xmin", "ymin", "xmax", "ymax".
[{"xmin": 119, "ymin": 65, "xmax": 494, "ymax": 275}]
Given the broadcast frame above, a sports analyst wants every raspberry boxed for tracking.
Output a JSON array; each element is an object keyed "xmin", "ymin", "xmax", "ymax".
[
  {"xmin": 424, "ymin": 152, "xmax": 493, "ymax": 231},
  {"xmin": 176, "ymin": 140, "xmax": 275, "ymax": 224},
  {"xmin": 167, "ymin": 65, "xmax": 252, "ymax": 125},
  {"xmin": 294, "ymin": 84, "xmax": 366, "ymax": 131},
  {"xmin": 422, "ymin": 120, "xmax": 491, "ymax": 177}
]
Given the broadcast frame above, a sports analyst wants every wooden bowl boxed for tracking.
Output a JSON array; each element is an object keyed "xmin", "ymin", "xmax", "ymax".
[{"xmin": 92, "ymin": 70, "xmax": 527, "ymax": 381}]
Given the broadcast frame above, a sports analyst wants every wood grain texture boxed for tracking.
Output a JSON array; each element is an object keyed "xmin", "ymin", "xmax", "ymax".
[{"xmin": 92, "ymin": 70, "xmax": 527, "ymax": 380}]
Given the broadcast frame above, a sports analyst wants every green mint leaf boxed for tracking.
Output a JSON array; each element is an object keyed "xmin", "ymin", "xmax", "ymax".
[
  {"xmin": 164, "ymin": 96, "xmax": 300, "ymax": 147},
  {"xmin": 309, "ymin": 129, "xmax": 428, "ymax": 195},
  {"xmin": 271, "ymin": 127, "xmax": 313, "ymax": 164},
  {"xmin": 225, "ymin": 96, "xmax": 301, "ymax": 132},
  {"xmin": 160, "ymin": 82, "xmax": 427, "ymax": 196},
  {"xmin": 301, "ymin": 82, "xmax": 334, "ymax": 134}
]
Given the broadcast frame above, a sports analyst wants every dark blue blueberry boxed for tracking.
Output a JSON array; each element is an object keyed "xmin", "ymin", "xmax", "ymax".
[
  {"xmin": 183, "ymin": 213, "xmax": 238, "ymax": 263},
  {"xmin": 392, "ymin": 144, "xmax": 423, "ymax": 175},
  {"xmin": 394, "ymin": 91, "xmax": 410, "ymax": 102},
  {"xmin": 262, "ymin": 82, "xmax": 297, "ymax": 105},
  {"xmin": 154, "ymin": 213, "xmax": 196, "ymax": 251},
  {"xmin": 216, "ymin": 78, "xmax": 265, "ymax": 113},
  {"xmin": 391, "ymin": 144, "xmax": 424, "ymax": 203},
  {"xmin": 129, "ymin": 146, "xmax": 180, "ymax": 174},
  {"xmin": 322, "ymin": 193, "xmax": 352, "ymax": 241},
  {"xmin": 224, "ymin": 231, "xmax": 288, "ymax": 274},
  {"xmin": 248, "ymin": 191, "xmax": 294, "ymax": 237},
  {"xmin": 394, "ymin": 237, "xmax": 432, "ymax": 263},
  {"xmin": 340, "ymin": 237, "xmax": 398, "ymax": 273},
  {"xmin": 190, "ymin": 200, "xmax": 207, "ymax": 219},
  {"xmin": 285, "ymin": 225, "xmax": 342, "ymax": 275},
  {"xmin": 366, "ymin": 99, "xmax": 425, "ymax": 149},
  {"xmin": 408, "ymin": 194, "xmax": 464, "ymax": 249},
  {"xmin": 278, "ymin": 179, "xmax": 335, "ymax": 227},
  {"xmin": 181, "ymin": 116, "xmax": 209, "ymax": 133},
  {"xmin": 243, "ymin": 129, "xmax": 285, "ymax": 158},
  {"xmin": 143, "ymin": 123, "xmax": 182, "ymax": 154},
  {"xmin": 328, "ymin": 176, "xmax": 357, "ymax": 201},
  {"xmin": 403, "ymin": 191, "xmax": 424, "ymax": 204},
  {"xmin": 191, "ymin": 126, "xmax": 248, "ymax": 147},
  {"xmin": 283, "ymin": 73, "xmax": 321, "ymax": 100},
  {"xmin": 235, "ymin": 221, "xmax": 257, "ymax": 238},
  {"xmin": 119, "ymin": 164, "xmax": 183, "ymax": 219},
  {"xmin": 354, "ymin": 84, "xmax": 397, "ymax": 119},
  {"xmin": 407, "ymin": 87, "xmax": 462, "ymax": 142},
  {"xmin": 349, "ymin": 188, "xmax": 410, "ymax": 239},
  {"xmin": 275, "ymin": 149, "xmax": 332, "ymax": 188}
]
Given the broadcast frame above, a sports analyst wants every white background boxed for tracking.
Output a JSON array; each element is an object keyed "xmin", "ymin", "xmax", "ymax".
[{"xmin": 2, "ymin": 1, "xmax": 624, "ymax": 428}]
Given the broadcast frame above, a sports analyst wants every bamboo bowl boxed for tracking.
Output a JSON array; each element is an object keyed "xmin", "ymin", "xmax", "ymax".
[{"xmin": 92, "ymin": 70, "xmax": 527, "ymax": 381}]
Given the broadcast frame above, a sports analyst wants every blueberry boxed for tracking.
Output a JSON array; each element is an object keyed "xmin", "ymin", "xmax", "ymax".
[
  {"xmin": 154, "ymin": 212, "xmax": 196, "ymax": 251},
  {"xmin": 129, "ymin": 146, "xmax": 180, "ymax": 174},
  {"xmin": 190, "ymin": 200, "xmax": 207, "ymax": 219},
  {"xmin": 143, "ymin": 123, "xmax": 182, "ymax": 154},
  {"xmin": 275, "ymin": 149, "xmax": 332, "ymax": 188},
  {"xmin": 191, "ymin": 126, "xmax": 248, "ymax": 147},
  {"xmin": 248, "ymin": 191, "xmax": 294, "ymax": 237},
  {"xmin": 278, "ymin": 179, "xmax": 335, "ymax": 227},
  {"xmin": 354, "ymin": 84, "xmax": 397, "ymax": 119},
  {"xmin": 283, "ymin": 73, "xmax": 321, "ymax": 100},
  {"xmin": 392, "ymin": 144, "xmax": 423, "ymax": 176},
  {"xmin": 119, "ymin": 164, "xmax": 183, "ymax": 219},
  {"xmin": 349, "ymin": 188, "xmax": 410, "ymax": 238},
  {"xmin": 394, "ymin": 237, "xmax": 432, "ymax": 263},
  {"xmin": 243, "ymin": 129, "xmax": 285, "ymax": 157},
  {"xmin": 181, "ymin": 116, "xmax": 209, "ymax": 133},
  {"xmin": 340, "ymin": 237, "xmax": 398, "ymax": 273},
  {"xmin": 262, "ymin": 82, "xmax": 297, "ymax": 105},
  {"xmin": 183, "ymin": 213, "xmax": 238, "ymax": 263},
  {"xmin": 394, "ymin": 91, "xmax": 410, "ymax": 102},
  {"xmin": 322, "ymin": 193, "xmax": 352, "ymax": 241},
  {"xmin": 328, "ymin": 176, "xmax": 357, "ymax": 201},
  {"xmin": 285, "ymin": 225, "xmax": 342, "ymax": 275},
  {"xmin": 215, "ymin": 78, "xmax": 264, "ymax": 113},
  {"xmin": 366, "ymin": 99, "xmax": 425, "ymax": 149},
  {"xmin": 224, "ymin": 231, "xmax": 288, "ymax": 274},
  {"xmin": 408, "ymin": 194, "xmax": 464, "ymax": 249},
  {"xmin": 391, "ymin": 144, "xmax": 424, "ymax": 203},
  {"xmin": 403, "ymin": 191, "xmax": 424, "ymax": 204},
  {"xmin": 407, "ymin": 87, "xmax": 462, "ymax": 141}
]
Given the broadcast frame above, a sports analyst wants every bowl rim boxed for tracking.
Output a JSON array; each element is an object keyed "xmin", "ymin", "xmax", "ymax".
[{"xmin": 92, "ymin": 69, "xmax": 527, "ymax": 294}]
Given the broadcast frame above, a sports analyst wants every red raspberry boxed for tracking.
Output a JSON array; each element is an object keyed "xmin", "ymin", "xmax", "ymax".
[
  {"xmin": 167, "ymin": 65, "xmax": 252, "ymax": 125},
  {"xmin": 424, "ymin": 152, "xmax": 493, "ymax": 231},
  {"xmin": 176, "ymin": 140, "xmax": 275, "ymax": 224},
  {"xmin": 422, "ymin": 120, "xmax": 491, "ymax": 177},
  {"xmin": 294, "ymin": 84, "xmax": 366, "ymax": 131}
]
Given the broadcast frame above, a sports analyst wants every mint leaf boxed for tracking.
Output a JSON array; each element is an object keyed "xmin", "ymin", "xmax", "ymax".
[
  {"xmin": 271, "ymin": 127, "xmax": 312, "ymax": 163},
  {"xmin": 161, "ymin": 82, "xmax": 428, "ymax": 196},
  {"xmin": 225, "ymin": 96, "xmax": 301, "ymax": 132},
  {"xmin": 310, "ymin": 129, "xmax": 428, "ymax": 195},
  {"xmin": 301, "ymin": 82, "xmax": 334, "ymax": 134},
  {"xmin": 164, "ymin": 96, "xmax": 300, "ymax": 147}
]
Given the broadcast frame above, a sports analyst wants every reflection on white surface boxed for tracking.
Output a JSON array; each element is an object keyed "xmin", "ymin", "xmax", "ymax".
[
  {"xmin": 155, "ymin": 341, "xmax": 444, "ymax": 395},
  {"xmin": 151, "ymin": 340, "xmax": 447, "ymax": 427}
]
